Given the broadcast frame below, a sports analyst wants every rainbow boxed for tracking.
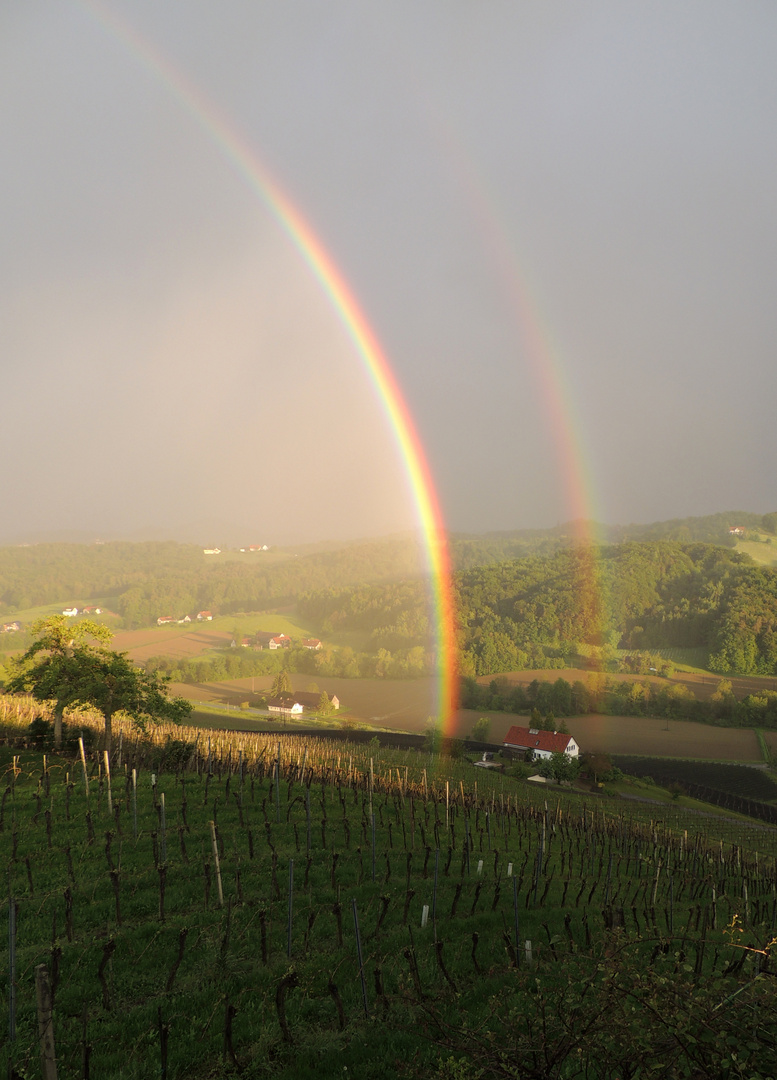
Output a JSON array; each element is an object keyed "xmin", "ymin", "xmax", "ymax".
[
  {"xmin": 79, "ymin": 0, "xmax": 458, "ymax": 727},
  {"xmin": 441, "ymin": 140, "xmax": 611, "ymax": 653}
]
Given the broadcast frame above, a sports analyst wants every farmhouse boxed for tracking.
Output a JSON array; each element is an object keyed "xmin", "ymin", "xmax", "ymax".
[
  {"xmin": 269, "ymin": 634, "xmax": 291, "ymax": 650},
  {"xmin": 267, "ymin": 691, "xmax": 339, "ymax": 716},
  {"xmin": 157, "ymin": 616, "xmax": 177, "ymax": 626},
  {"xmin": 503, "ymin": 725, "xmax": 579, "ymax": 760},
  {"xmin": 1, "ymin": 621, "xmax": 21, "ymax": 633},
  {"xmin": 197, "ymin": 611, "xmax": 213, "ymax": 621},
  {"xmin": 62, "ymin": 607, "xmax": 78, "ymax": 616},
  {"xmin": 301, "ymin": 638, "xmax": 322, "ymax": 650},
  {"xmin": 267, "ymin": 695, "xmax": 304, "ymax": 716}
]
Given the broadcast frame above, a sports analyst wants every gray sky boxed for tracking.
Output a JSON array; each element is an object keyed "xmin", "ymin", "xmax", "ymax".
[{"xmin": 2, "ymin": 1, "xmax": 775, "ymax": 545}]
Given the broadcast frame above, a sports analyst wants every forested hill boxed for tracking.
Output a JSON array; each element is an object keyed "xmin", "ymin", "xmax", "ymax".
[
  {"xmin": 454, "ymin": 542, "xmax": 777, "ymax": 676},
  {"xmin": 2, "ymin": 516, "xmax": 777, "ymax": 676},
  {"xmin": 0, "ymin": 537, "xmax": 428, "ymax": 626},
  {"xmin": 452, "ymin": 510, "xmax": 775, "ymax": 569}
]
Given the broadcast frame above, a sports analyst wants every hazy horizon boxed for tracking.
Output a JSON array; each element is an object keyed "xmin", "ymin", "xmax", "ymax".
[{"xmin": 3, "ymin": 2, "xmax": 775, "ymax": 545}]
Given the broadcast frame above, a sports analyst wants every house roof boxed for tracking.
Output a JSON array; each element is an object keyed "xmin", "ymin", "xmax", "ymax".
[{"xmin": 503, "ymin": 726, "xmax": 575, "ymax": 754}]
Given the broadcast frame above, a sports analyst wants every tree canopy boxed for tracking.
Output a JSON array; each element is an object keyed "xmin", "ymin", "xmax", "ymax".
[{"xmin": 7, "ymin": 616, "xmax": 192, "ymax": 749}]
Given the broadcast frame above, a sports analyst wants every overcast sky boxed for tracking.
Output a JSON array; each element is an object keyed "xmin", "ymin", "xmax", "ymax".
[{"xmin": 2, "ymin": 1, "xmax": 775, "ymax": 545}]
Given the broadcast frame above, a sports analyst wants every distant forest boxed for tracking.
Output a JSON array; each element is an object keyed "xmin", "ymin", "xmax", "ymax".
[{"xmin": 1, "ymin": 511, "xmax": 776, "ymax": 677}]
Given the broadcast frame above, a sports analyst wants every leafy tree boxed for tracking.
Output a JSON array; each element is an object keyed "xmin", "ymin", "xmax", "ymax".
[
  {"xmin": 548, "ymin": 750, "xmax": 579, "ymax": 782},
  {"xmin": 271, "ymin": 671, "xmax": 292, "ymax": 697},
  {"xmin": 69, "ymin": 649, "xmax": 192, "ymax": 750},
  {"xmin": 7, "ymin": 615, "xmax": 192, "ymax": 750},
  {"xmin": 470, "ymin": 716, "xmax": 491, "ymax": 743},
  {"xmin": 6, "ymin": 615, "xmax": 112, "ymax": 747},
  {"xmin": 581, "ymin": 752, "xmax": 612, "ymax": 784}
]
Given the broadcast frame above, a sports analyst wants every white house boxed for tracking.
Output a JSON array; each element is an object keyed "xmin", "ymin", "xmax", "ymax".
[{"xmin": 503, "ymin": 725, "xmax": 579, "ymax": 760}]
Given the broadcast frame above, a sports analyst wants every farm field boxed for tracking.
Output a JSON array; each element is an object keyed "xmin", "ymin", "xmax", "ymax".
[
  {"xmin": 2, "ymin": 717, "xmax": 777, "ymax": 1080},
  {"xmin": 168, "ymin": 674, "xmax": 767, "ymax": 764},
  {"xmin": 565, "ymin": 714, "xmax": 762, "ymax": 762},
  {"xmin": 110, "ymin": 626, "xmax": 232, "ymax": 661},
  {"xmin": 482, "ymin": 666, "xmax": 777, "ymax": 702},
  {"xmin": 170, "ymin": 674, "xmax": 439, "ymax": 730}
]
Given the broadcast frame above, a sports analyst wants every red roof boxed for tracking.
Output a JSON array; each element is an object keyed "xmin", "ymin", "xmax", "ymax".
[{"xmin": 503, "ymin": 726, "xmax": 575, "ymax": 754}]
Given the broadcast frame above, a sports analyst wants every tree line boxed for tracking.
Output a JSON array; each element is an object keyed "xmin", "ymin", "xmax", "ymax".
[
  {"xmin": 3, "ymin": 528, "xmax": 777, "ymax": 679},
  {"xmin": 461, "ymin": 672, "xmax": 777, "ymax": 728}
]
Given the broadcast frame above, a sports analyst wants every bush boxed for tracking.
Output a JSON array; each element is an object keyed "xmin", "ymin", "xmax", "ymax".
[{"xmin": 28, "ymin": 716, "xmax": 53, "ymax": 749}]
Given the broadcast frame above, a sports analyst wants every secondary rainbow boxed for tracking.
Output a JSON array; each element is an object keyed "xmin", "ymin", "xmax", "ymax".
[
  {"xmin": 81, "ymin": 0, "xmax": 458, "ymax": 726},
  {"xmin": 439, "ymin": 134, "xmax": 610, "ymax": 649}
]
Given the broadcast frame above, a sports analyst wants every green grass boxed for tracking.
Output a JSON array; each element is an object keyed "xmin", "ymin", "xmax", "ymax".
[
  {"xmin": 649, "ymin": 646, "xmax": 710, "ymax": 671},
  {"xmin": 1, "ymin": 597, "xmax": 122, "ymax": 625},
  {"xmin": 187, "ymin": 705, "xmax": 381, "ymax": 734},
  {"xmin": 736, "ymin": 534, "xmax": 777, "ymax": 566},
  {"xmin": 209, "ymin": 612, "xmax": 315, "ymax": 637}
]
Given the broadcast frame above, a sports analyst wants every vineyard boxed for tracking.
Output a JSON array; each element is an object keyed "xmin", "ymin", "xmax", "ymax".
[{"xmin": 2, "ymin": 700, "xmax": 777, "ymax": 1078}]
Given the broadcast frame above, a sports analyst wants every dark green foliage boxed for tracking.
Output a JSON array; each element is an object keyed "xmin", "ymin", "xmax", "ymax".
[
  {"xmin": 615, "ymin": 756, "xmax": 777, "ymax": 801},
  {"xmin": 455, "ymin": 541, "xmax": 754, "ymax": 676}
]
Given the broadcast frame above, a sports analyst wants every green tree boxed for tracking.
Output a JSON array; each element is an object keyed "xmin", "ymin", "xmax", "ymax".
[
  {"xmin": 70, "ymin": 649, "xmax": 192, "ymax": 750},
  {"xmin": 470, "ymin": 716, "xmax": 491, "ymax": 743},
  {"xmin": 271, "ymin": 670, "xmax": 292, "ymax": 697},
  {"xmin": 7, "ymin": 616, "xmax": 192, "ymax": 750},
  {"xmin": 6, "ymin": 615, "xmax": 112, "ymax": 747}
]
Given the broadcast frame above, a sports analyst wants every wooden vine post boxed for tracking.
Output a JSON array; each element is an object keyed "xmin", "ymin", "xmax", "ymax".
[
  {"xmin": 103, "ymin": 751, "xmax": 112, "ymax": 815},
  {"xmin": 36, "ymin": 964, "xmax": 58, "ymax": 1080},
  {"xmin": 79, "ymin": 738, "xmax": 89, "ymax": 799},
  {"xmin": 210, "ymin": 821, "xmax": 224, "ymax": 906}
]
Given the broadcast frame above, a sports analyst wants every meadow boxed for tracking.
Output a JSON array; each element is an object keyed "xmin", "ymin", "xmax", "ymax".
[{"xmin": 2, "ymin": 699, "xmax": 777, "ymax": 1079}]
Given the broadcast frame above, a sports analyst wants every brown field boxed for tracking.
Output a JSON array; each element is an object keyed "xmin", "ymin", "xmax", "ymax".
[
  {"xmin": 763, "ymin": 731, "xmax": 777, "ymax": 758},
  {"xmin": 112, "ymin": 627, "xmax": 232, "ymax": 662},
  {"xmin": 168, "ymin": 674, "xmax": 763, "ymax": 762},
  {"xmin": 170, "ymin": 674, "xmax": 439, "ymax": 731},
  {"xmin": 480, "ymin": 667, "xmax": 777, "ymax": 702},
  {"xmin": 564, "ymin": 715, "xmax": 761, "ymax": 761}
]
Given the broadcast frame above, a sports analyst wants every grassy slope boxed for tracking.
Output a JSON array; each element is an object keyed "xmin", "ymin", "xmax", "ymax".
[{"xmin": 2, "ymin": 738, "xmax": 777, "ymax": 1079}]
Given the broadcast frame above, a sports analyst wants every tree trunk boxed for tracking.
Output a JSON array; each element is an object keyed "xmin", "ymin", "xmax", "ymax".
[{"xmin": 53, "ymin": 703, "xmax": 64, "ymax": 750}]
